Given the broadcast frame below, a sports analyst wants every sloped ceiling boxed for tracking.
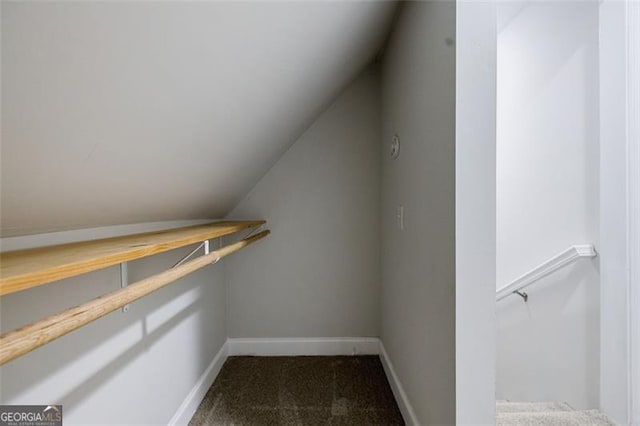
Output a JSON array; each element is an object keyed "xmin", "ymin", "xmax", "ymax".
[{"xmin": 0, "ymin": 1, "xmax": 396, "ymax": 237}]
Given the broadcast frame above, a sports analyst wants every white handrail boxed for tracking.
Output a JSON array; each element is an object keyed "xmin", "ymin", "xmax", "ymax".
[{"xmin": 496, "ymin": 244, "xmax": 597, "ymax": 302}]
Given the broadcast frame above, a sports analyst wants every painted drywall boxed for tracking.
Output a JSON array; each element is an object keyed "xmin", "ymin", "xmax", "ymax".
[
  {"xmin": 380, "ymin": 2, "xmax": 456, "ymax": 424},
  {"xmin": 455, "ymin": 2, "xmax": 497, "ymax": 423},
  {"xmin": 224, "ymin": 67, "xmax": 380, "ymax": 339},
  {"xmin": 0, "ymin": 1, "xmax": 396, "ymax": 237},
  {"xmin": 0, "ymin": 221, "xmax": 228, "ymax": 425},
  {"xmin": 598, "ymin": 0, "xmax": 635, "ymax": 422},
  {"xmin": 628, "ymin": 4, "xmax": 640, "ymax": 424},
  {"xmin": 496, "ymin": 0, "xmax": 600, "ymax": 410}
]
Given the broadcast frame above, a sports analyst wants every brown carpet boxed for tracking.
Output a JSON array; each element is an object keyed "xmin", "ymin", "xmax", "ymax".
[{"xmin": 189, "ymin": 356, "xmax": 405, "ymax": 425}]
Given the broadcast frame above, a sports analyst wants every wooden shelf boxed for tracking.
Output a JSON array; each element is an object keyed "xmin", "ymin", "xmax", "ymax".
[
  {"xmin": 0, "ymin": 229, "xmax": 270, "ymax": 365},
  {"xmin": 0, "ymin": 220, "xmax": 264, "ymax": 296}
]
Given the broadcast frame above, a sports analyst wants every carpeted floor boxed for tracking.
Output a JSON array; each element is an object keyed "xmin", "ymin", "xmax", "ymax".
[
  {"xmin": 496, "ymin": 401, "xmax": 616, "ymax": 426},
  {"xmin": 189, "ymin": 356, "xmax": 404, "ymax": 425}
]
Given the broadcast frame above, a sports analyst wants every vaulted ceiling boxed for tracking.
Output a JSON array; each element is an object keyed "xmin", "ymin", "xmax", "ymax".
[{"xmin": 0, "ymin": 1, "xmax": 397, "ymax": 236}]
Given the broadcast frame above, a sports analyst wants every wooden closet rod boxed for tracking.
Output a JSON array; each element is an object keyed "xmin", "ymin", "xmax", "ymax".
[{"xmin": 0, "ymin": 230, "xmax": 269, "ymax": 366}]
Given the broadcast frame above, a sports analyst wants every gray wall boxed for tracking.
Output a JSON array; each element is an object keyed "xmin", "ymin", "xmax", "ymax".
[
  {"xmin": 380, "ymin": 2, "xmax": 456, "ymax": 424},
  {"xmin": 495, "ymin": 0, "xmax": 600, "ymax": 410},
  {"xmin": 0, "ymin": 1, "xmax": 396, "ymax": 237},
  {"xmin": 0, "ymin": 221, "xmax": 227, "ymax": 425},
  {"xmin": 224, "ymin": 67, "xmax": 381, "ymax": 339}
]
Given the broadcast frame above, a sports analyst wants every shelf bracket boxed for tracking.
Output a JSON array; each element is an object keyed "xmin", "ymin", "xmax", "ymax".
[
  {"xmin": 203, "ymin": 240, "xmax": 221, "ymax": 264},
  {"xmin": 119, "ymin": 239, "xmax": 214, "ymax": 313},
  {"xmin": 172, "ymin": 241, "xmax": 210, "ymax": 269},
  {"xmin": 120, "ymin": 262, "xmax": 130, "ymax": 313},
  {"xmin": 241, "ymin": 223, "xmax": 266, "ymax": 240}
]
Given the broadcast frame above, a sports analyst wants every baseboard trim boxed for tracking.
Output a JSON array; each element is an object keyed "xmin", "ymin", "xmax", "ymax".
[
  {"xmin": 227, "ymin": 337, "xmax": 380, "ymax": 356},
  {"xmin": 379, "ymin": 340, "xmax": 419, "ymax": 426},
  {"xmin": 168, "ymin": 341, "xmax": 228, "ymax": 426},
  {"xmin": 169, "ymin": 338, "xmax": 416, "ymax": 426}
]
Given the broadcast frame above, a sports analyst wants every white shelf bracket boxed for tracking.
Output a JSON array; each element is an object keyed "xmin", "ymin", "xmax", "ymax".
[
  {"xmin": 172, "ymin": 240, "xmax": 210, "ymax": 269},
  {"xmin": 120, "ymin": 262, "xmax": 130, "ymax": 313}
]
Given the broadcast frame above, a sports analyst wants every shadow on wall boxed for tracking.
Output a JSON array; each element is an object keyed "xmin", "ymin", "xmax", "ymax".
[
  {"xmin": 59, "ymin": 296, "xmax": 204, "ymax": 411},
  {"xmin": 0, "ymin": 245, "xmax": 224, "ymax": 424}
]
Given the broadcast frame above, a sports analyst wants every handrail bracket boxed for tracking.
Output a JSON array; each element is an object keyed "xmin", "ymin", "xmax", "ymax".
[{"xmin": 513, "ymin": 290, "xmax": 528, "ymax": 302}]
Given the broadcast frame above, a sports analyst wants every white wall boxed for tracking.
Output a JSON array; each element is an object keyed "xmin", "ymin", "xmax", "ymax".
[
  {"xmin": 224, "ymin": 67, "xmax": 380, "ymax": 339},
  {"xmin": 0, "ymin": 221, "xmax": 227, "ymax": 425},
  {"xmin": 496, "ymin": 0, "xmax": 600, "ymax": 410},
  {"xmin": 628, "ymin": 4, "xmax": 640, "ymax": 424},
  {"xmin": 380, "ymin": 2, "xmax": 456, "ymax": 423},
  {"xmin": 598, "ymin": 0, "xmax": 637, "ymax": 422},
  {"xmin": 456, "ymin": 1, "xmax": 497, "ymax": 423}
]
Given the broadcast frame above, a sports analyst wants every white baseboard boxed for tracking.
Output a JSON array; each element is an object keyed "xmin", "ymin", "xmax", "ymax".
[
  {"xmin": 168, "ymin": 341, "xmax": 228, "ymax": 426},
  {"xmin": 227, "ymin": 337, "xmax": 380, "ymax": 356},
  {"xmin": 169, "ymin": 338, "xmax": 416, "ymax": 426},
  {"xmin": 379, "ymin": 340, "xmax": 419, "ymax": 426}
]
